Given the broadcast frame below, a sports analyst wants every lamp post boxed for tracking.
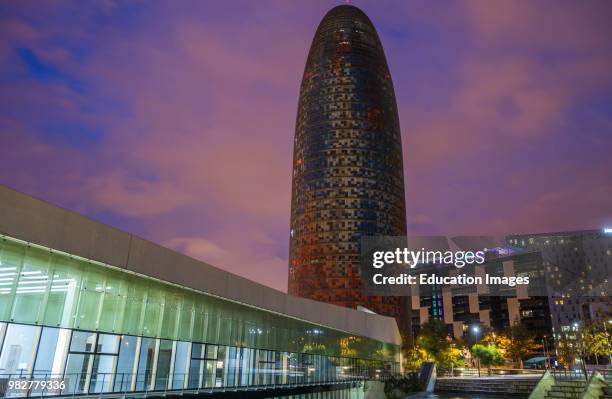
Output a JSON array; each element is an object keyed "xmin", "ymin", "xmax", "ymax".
[
  {"xmin": 542, "ymin": 337, "xmax": 549, "ymax": 370},
  {"xmin": 603, "ymin": 320, "xmax": 612, "ymax": 367},
  {"xmin": 450, "ymin": 343, "xmax": 455, "ymax": 376},
  {"xmin": 472, "ymin": 325, "xmax": 481, "ymax": 377},
  {"xmin": 574, "ymin": 321, "xmax": 588, "ymax": 381}
]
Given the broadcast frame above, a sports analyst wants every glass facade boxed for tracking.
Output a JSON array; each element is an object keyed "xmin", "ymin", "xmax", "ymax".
[
  {"xmin": 289, "ymin": 5, "xmax": 407, "ymax": 319},
  {"xmin": 0, "ymin": 235, "xmax": 398, "ymax": 396}
]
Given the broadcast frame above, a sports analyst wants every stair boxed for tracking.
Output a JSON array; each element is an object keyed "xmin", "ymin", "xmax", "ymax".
[
  {"xmin": 435, "ymin": 377, "xmax": 537, "ymax": 395},
  {"xmin": 543, "ymin": 380, "xmax": 586, "ymax": 399},
  {"xmin": 603, "ymin": 385, "xmax": 612, "ymax": 399}
]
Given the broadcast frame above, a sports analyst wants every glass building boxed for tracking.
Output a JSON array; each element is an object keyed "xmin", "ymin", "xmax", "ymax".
[
  {"xmin": 289, "ymin": 6, "xmax": 407, "ymax": 321},
  {"xmin": 0, "ymin": 185, "xmax": 400, "ymax": 397}
]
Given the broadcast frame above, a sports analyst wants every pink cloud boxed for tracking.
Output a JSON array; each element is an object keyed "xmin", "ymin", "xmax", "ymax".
[
  {"xmin": 1, "ymin": 1, "xmax": 611, "ymax": 291},
  {"xmin": 465, "ymin": 0, "xmax": 612, "ymax": 52}
]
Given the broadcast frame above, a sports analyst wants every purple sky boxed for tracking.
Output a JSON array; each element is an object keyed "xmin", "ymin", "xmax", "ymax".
[{"xmin": 1, "ymin": 1, "xmax": 611, "ymax": 291}]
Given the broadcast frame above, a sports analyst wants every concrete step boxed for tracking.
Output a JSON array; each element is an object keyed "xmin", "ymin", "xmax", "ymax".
[
  {"xmin": 554, "ymin": 381, "xmax": 586, "ymax": 386},
  {"xmin": 435, "ymin": 378, "xmax": 538, "ymax": 395},
  {"xmin": 545, "ymin": 393, "xmax": 582, "ymax": 399},
  {"xmin": 541, "ymin": 378, "xmax": 587, "ymax": 399},
  {"xmin": 549, "ymin": 386, "xmax": 585, "ymax": 392}
]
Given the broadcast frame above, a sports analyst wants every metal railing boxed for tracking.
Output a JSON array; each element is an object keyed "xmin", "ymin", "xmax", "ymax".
[
  {"xmin": 0, "ymin": 371, "xmax": 369, "ymax": 398},
  {"xmin": 437, "ymin": 367, "xmax": 544, "ymax": 377}
]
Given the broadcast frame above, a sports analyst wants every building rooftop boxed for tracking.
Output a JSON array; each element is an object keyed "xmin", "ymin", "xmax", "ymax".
[{"xmin": 0, "ymin": 184, "xmax": 401, "ymax": 346}]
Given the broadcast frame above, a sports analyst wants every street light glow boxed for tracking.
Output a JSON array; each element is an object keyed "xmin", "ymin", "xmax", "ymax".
[
  {"xmin": 472, "ymin": 325, "xmax": 480, "ymax": 333},
  {"xmin": 604, "ymin": 228, "xmax": 612, "ymax": 234}
]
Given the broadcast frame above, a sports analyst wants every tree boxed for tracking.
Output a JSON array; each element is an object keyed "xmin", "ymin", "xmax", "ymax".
[
  {"xmin": 438, "ymin": 344, "xmax": 465, "ymax": 369},
  {"xmin": 403, "ymin": 345, "xmax": 431, "ymax": 371},
  {"xmin": 411, "ymin": 320, "xmax": 465, "ymax": 370},
  {"xmin": 587, "ymin": 332, "xmax": 610, "ymax": 364},
  {"xmin": 504, "ymin": 322, "xmax": 541, "ymax": 368},
  {"xmin": 580, "ymin": 321, "xmax": 612, "ymax": 365},
  {"xmin": 483, "ymin": 332, "xmax": 511, "ymax": 354},
  {"xmin": 557, "ymin": 328, "xmax": 589, "ymax": 378},
  {"xmin": 471, "ymin": 344, "xmax": 505, "ymax": 375},
  {"xmin": 416, "ymin": 319, "xmax": 451, "ymax": 358},
  {"xmin": 557, "ymin": 335, "xmax": 578, "ymax": 368}
]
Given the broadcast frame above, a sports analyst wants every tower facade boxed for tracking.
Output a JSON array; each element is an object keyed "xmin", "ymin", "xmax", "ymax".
[{"xmin": 289, "ymin": 5, "xmax": 407, "ymax": 322}]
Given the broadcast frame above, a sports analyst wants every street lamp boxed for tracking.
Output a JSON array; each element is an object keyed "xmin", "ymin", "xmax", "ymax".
[
  {"xmin": 472, "ymin": 325, "xmax": 481, "ymax": 339},
  {"xmin": 572, "ymin": 321, "xmax": 588, "ymax": 380},
  {"xmin": 471, "ymin": 325, "xmax": 482, "ymax": 377}
]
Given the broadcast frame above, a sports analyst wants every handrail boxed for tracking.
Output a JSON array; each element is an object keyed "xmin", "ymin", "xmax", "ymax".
[
  {"xmin": 550, "ymin": 368, "xmax": 590, "ymax": 381},
  {"xmin": 527, "ymin": 371, "xmax": 554, "ymax": 399},
  {"xmin": 0, "ymin": 371, "xmax": 380, "ymax": 397},
  {"xmin": 437, "ymin": 367, "xmax": 545, "ymax": 377},
  {"xmin": 580, "ymin": 369, "xmax": 606, "ymax": 399}
]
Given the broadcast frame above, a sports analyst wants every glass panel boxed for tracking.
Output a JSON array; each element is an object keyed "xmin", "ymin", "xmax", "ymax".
[
  {"xmin": 215, "ymin": 346, "xmax": 226, "ymax": 387},
  {"xmin": 44, "ymin": 257, "xmax": 80, "ymax": 327},
  {"xmin": 142, "ymin": 290, "xmax": 162, "ymax": 336},
  {"xmin": 75, "ymin": 270, "xmax": 105, "ymax": 330},
  {"xmin": 53, "ymin": 329, "xmax": 72, "ymax": 376},
  {"xmin": 203, "ymin": 360, "xmax": 215, "ymax": 388},
  {"xmin": 187, "ymin": 343, "xmax": 203, "ymax": 389},
  {"xmin": 206, "ymin": 313, "xmax": 219, "ymax": 344},
  {"xmin": 154, "ymin": 340, "xmax": 172, "ymax": 390},
  {"xmin": 11, "ymin": 246, "xmax": 51, "ymax": 324},
  {"xmin": 205, "ymin": 345, "xmax": 217, "ymax": 359},
  {"xmin": 64, "ymin": 353, "xmax": 91, "ymax": 394},
  {"xmin": 191, "ymin": 343, "xmax": 204, "ymax": 358},
  {"xmin": 171, "ymin": 341, "xmax": 189, "ymax": 389},
  {"xmin": 288, "ymin": 353, "xmax": 298, "ymax": 384},
  {"xmin": 226, "ymin": 346, "xmax": 237, "ymax": 387},
  {"xmin": 122, "ymin": 285, "xmax": 144, "ymax": 335},
  {"xmin": 0, "ymin": 323, "xmax": 39, "ymax": 375},
  {"xmin": 28, "ymin": 328, "xmax": 67, "ymax": 399},
  {"xmin": 135, "ymin": 338, "xmax": 155, "ymax": 391},
  {"xmin": 219, "ymin": 317, "xmax": 231, "ymax": 346},
  {"xmin": 192, "ymin": 308, "xmax": 205, "ymax": 343},
  {"xmin": 70, "ymin": 331, "xmax": 96, "ymax": 353},
  {"xmin": 113, "ymin": 336, "xmax": 137, "ymax": 393},
  {"xmin": 281, "ymin": 351, "xmax": 288, "ymax": 384},
  {"xmin": 240, "ymin": 348, "xmax": 251, "ymax": 386},
  {"xmin": 160, "ymin": 294, "xmax": 178, "ymax": 339},
  {"xmin": 0, "ymin": 240, "xmax": 22, "ymax": 321},
  {"xmin": 96, "ymin": 334, "xmax": 120, "ymax": 354},
  {"xmin": 98, "ymin": 278, "xmax": 123, "ymax": 333},
  {"xmin": 33, "ymin": 327, "xmax": 59, "ymax": 377},
  {"xmin": 177, "ymin": 298, "xmax": 193, "ymax": 341},
  {"xmin": 89, "ymin": 354, "xmax": 116, "ymax": 393}
]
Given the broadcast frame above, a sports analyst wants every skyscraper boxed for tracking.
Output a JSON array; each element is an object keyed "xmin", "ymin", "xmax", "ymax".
[{"xmin": 289, "ymin": 5, "xmax": 407, "ymax": 326}]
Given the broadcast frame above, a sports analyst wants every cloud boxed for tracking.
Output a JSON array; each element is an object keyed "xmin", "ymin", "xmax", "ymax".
[
  {"xmin": 1, "ymin": 1, "xmax": 611, "ymax": 291},
  {"xmin": 82, "ymin": 173, "xmax": 194, "ymax": 217},
  {"xmin": 465, "ymin": 0, "xmax": 612, "ymax": 52},
  {"xmin": 165, "ymin": 234, "xmax": 288, "ymax": 292}
]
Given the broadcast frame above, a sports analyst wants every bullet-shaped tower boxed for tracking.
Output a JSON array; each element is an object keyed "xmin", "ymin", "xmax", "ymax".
[{"xmin": 289, "ymin": 5, "xmax": 408, "ymax": 326}]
